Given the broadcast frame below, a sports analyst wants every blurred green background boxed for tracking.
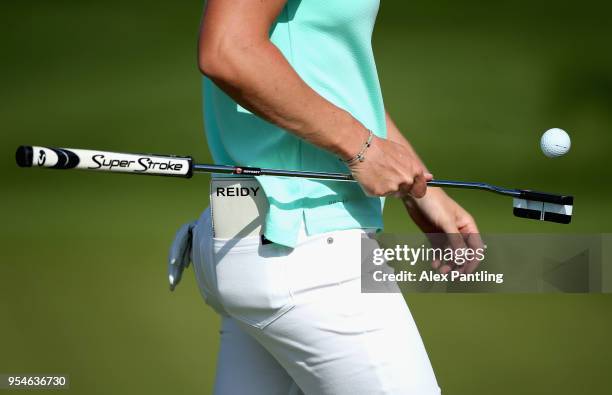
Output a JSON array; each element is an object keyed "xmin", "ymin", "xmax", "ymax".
[{"xmin": 1, "ymin": 0, "xmax": 611, "ymax": 394}]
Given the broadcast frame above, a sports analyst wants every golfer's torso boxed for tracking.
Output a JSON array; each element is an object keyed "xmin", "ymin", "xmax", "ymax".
[{"xmin": 203, "ymin": 0, "xmax": 386, "ymax": 247}]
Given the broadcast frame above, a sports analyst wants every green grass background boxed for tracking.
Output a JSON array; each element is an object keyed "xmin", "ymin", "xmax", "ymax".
[{"xmin": 1, "ymin": 0, "xmax": 611, "ymax": 393}]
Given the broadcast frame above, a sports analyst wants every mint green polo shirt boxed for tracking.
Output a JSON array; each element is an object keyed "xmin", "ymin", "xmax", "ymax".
[{"xmin": 202, "ymin": 0, "xmax": 386, "ymax": 247}]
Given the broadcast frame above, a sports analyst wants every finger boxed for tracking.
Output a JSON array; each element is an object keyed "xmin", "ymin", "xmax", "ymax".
[
  {"xmin": 428, "ymin": 231, "xmax": 459, "ymax": 273},
  {"xmin": 442, "ymin": 226, "xmax": 468, "ymax": 271},
  {"xmin": 461, "ymin": 232, "xmax": 484, "ymax": 274},
  {"xmin": 457, "ymin": 215, "xmax": 482, "ymax": 273},
  {"xmin": 397, "ymin": 181, "xmax": 412, "ymax": 197},
  {"xmin": 439, "ymin": 263, "xmax": 453, "ymax": 274},
  {"xmin": 425, "ymin": 233, "xmax": 444, "ymax": 270},
  {"xmin": 459, "ymin": 216, "xmax": 480, "ymax": 234},
  {"xmin": 409, "ymin": 173, "xmax": 428, "ymax": 198}
]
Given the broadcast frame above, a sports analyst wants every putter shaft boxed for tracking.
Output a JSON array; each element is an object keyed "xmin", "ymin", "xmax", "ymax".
[{"xmin": 193, "ymin": 164, "xmax": 522, "ymax": 198}]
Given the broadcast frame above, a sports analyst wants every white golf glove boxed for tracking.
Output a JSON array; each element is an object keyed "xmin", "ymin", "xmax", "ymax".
[{"xmin": 167, "ymin": 221, "xmax": 197, "ymax": 291}]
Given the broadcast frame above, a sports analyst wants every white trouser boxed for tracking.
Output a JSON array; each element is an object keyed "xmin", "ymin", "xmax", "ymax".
[{"xmin": 192, "ymin": 208, "xmax": 440, "ymax": 395}]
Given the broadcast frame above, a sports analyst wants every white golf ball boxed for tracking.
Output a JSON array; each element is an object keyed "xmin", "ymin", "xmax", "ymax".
[{"xmin": 540, "ymin": 128, "xmax": 571, "ymax": 158}]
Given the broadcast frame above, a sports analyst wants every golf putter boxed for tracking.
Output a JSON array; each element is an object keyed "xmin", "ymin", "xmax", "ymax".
[{"xmin": 15, "ymin": 145, "xmax": 574, "ymax": 224}]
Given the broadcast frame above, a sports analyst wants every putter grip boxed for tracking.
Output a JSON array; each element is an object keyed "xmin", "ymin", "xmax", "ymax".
[
  {"xmin": 16, "ymin": 145, "xmax": 193, "ymax": 178},
  {"xmin": 15, "ymin": 145, "xmax": 34, "ymax": 167}
]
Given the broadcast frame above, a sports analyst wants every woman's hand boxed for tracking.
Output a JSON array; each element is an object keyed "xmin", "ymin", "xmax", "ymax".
[
  {"xmin": 403, "ymin": 188, "xmax": 483, "ymax": 274},
  {"xmin": 348, "ymin": 135, "xmax": 433, "ymax": 198}
]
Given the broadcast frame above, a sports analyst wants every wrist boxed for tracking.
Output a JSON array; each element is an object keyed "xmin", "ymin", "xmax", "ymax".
[
  {"xmin": 341, "ymin": 130, "xmax": 373, "ymax": 165},
  {"xmin": 332, "ymin": 115, "xmax": 371, "ymax": 161},
  {"xmin": 402, "ymin": 186, "xmax": 445, "ymax": 205}
]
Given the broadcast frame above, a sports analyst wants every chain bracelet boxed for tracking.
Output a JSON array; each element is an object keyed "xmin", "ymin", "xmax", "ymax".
[{"xmin": 341, "ymin": 129, "xmax": 373, "ymax": 165}]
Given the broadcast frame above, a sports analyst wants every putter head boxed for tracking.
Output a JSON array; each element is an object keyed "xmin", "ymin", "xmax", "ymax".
[{"xmin": 513, "ymin": 190, "xmax": 573, "ymax": 224}]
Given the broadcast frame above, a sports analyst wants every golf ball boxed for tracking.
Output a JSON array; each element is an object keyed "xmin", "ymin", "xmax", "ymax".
[{"xmin": 540, "ymin": 128, "xmax": 571, "ymax": 158}]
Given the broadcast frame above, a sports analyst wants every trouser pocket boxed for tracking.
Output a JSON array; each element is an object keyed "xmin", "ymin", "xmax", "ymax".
[{"xmin": 213, "ymin": 241, "xmax": 296, "ymax": 329}]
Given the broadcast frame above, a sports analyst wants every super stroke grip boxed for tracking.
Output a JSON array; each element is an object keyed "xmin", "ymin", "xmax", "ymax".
[{"xmin": 16, "ymin": 146, "xmax": 193, "ymax": 178}]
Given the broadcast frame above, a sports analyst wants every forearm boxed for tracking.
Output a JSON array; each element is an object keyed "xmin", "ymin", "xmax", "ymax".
[
  {"xmin": 206, "ymin": 43, "xmax": 365, "ymax": 159},
  {"xmin": 200, "ymin": 0, "xmax": 368, "ymax": 161}
]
